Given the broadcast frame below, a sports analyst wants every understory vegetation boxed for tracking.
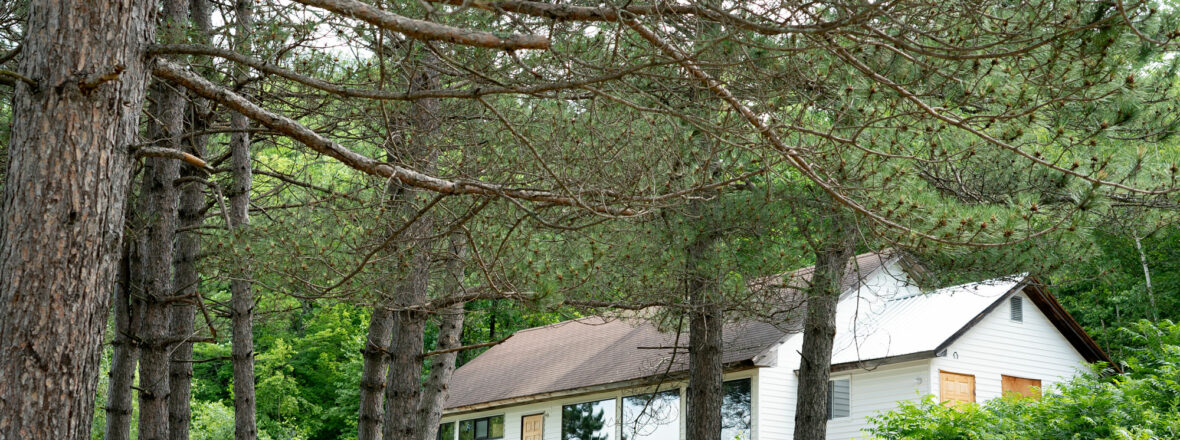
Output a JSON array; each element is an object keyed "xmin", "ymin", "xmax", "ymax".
[{"xmin": 870, "ymin": 320, "xmax": 1180, "ymax": 440}]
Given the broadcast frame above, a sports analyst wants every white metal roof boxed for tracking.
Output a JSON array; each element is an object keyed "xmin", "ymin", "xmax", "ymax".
[{"xmin": 826, "ymin": 272, "xmax": 1024, "ymax": 365}]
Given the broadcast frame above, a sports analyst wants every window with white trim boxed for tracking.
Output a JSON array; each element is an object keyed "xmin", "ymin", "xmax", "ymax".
[{"xmin": 827, "ymin": 378, "xmax": 851, "ymax": 420}]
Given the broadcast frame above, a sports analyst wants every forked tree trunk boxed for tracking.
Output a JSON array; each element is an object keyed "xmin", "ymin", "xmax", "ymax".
[
  {"xmin": 359, "ymin": 51, "xmax": 442, "ymax": 440},
  {"xmin": 168, "ymin": 2, "xmax": 212, "ymax": 439},
  {"xmin": 229, "ymin": 0, "xmax": 258, "ymax": 438},
  {"xmin": 106, "ymin": 211, "xmax": 146, "ymax": 440},
  {"xmin": 792, "ymin": 241, "xmax": 855, "ymax": 440},
  {"xmin": 415, "ymin": 232, "xmax": 469, "ymax": 440},
  {"xmin": 0, "ymin": 0, "xmax": 156, "ymax": 438}
]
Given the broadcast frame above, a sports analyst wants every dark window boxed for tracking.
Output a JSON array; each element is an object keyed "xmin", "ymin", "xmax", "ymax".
[
  {"xmin": 827, "ymin": 378, "xmax": 850, "ymax": 420},
  {"xmin": 1010, "ymin": 296, "xmax": 1023, "ymax": 322},
  {"xmin": 721, "ymin": 379, "xmax": 752, "ymax": 440},
  {"xmin": 562, "ymin": 398, "xmax": 617, "ymax": 440},
  {"xmin": 459, "ymin": 415, "xmax": 504, "ymax": 440},
  {"xmin": 438, "ymin": 422, "xmax": 456, "ymax": 440},
  {"xmin": 622, "ymin": 389, "xmax": 680, "ymax": 440}
]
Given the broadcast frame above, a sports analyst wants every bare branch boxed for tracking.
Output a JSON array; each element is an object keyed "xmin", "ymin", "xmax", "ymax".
[
  {"xmin": 293, "ymin": 0, "xmax": 549, "ymax": 50},
  {"xmin": 152, "ymin": 59, "xmax": 639, "ymax": 216}
]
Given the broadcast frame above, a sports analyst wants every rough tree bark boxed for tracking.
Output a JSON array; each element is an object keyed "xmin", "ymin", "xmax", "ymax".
[
  {"xmin": 792, "ymin": 240, "xmax": 856, "ymax": 440},
  {"xmin": 414, "ymin": 231, "xmax": 469, "ymax": 440},
  {"xmin": 381, "ymin": 52, "xmax": 445, "ymax": 440},
  {"xmin": 168, "ymin": 1, "xmax": 213, "ymax": 438},
  {"xmin": 229, "ymin": 0, "xmax": 259, "ymax": 437},
  {"xmin": 359, "ymin": 50, "xmax": 443, "ymax": 440},
  {"xmin": 686, "ymin": 231, "xmax": 722, "ymax": 440},
  {"xmin": 0, "ymin": 0, "xmax": 157, "ymax": 438},
  {"xmin": 106, "ymin": 208, "xmax": 146, "ymax": 440},
  {"xmin": 136, "ymin": 1, "xmax": 191, "ymax": 437}
]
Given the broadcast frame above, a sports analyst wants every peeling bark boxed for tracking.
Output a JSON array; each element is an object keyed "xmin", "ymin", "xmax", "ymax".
[{"xmin": 0, "ymin": 0, "xmax": 157, "ymax": 437}]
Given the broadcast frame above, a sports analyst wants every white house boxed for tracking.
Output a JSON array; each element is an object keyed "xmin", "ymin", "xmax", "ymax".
[{"xmin": 437, "ymin": 253, "xmax": 1111, "ymax": 440}]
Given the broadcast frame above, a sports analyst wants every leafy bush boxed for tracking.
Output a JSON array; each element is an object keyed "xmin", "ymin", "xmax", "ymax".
[{"xmin": 869, "ymin": 320, "xmax": 1180, "ymax": 440}]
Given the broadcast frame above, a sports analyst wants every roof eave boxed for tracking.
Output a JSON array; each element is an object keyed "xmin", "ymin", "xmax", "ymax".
[{"xmin": 442, "ymin": 360, "xmax": 758, "ymax": 416}]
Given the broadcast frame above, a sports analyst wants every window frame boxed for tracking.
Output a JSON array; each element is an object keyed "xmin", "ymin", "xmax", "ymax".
[
  {"xmin": 721, "ymin": 377, "xmax": 753, "ymax": 439},
  {"xmin": 826, "ymin": 376, "xmax": 852, "ymax": 421},
  {"xmin": 621, "ymin": 388, "xmax": 682, "ymax": 440},
  {"xmin": 458, "ymin": 415, "xmax": 505, "ymax": 440},
  {"xmin": 438, "ymin": 421, "xmax": 456, "ymax": 440},
  {"xmin": 561, "ymin": 397, "xmax": 618, "ymax": 440}
]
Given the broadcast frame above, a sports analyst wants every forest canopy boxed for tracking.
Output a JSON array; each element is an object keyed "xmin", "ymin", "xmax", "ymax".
[{"xmin": 0, "ymin": 0, "xmax": 1176, "ymax": 439}]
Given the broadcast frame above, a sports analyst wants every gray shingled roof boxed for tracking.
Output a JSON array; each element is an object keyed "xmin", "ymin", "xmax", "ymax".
[{"xmin": 443, "ymin": 252, "xmax": 890, "ymax": 411}]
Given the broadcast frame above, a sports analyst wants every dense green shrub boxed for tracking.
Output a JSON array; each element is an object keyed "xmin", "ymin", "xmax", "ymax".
[{"xmin": 868, "ymin": 320, "xmax": 1180, "ymax": 440}]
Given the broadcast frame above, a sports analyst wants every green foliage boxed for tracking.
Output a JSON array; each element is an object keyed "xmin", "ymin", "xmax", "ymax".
[
  {"xmin": 868, "ymin": 320, "xmax": 1180, "ymax": 440},
  {"xmin": 190, "ymin": 401, "xmax": 235, "ymax": 440},
  {"xmin": 1055, "ymin": 226, "xmax": 1180, "ymax": 359}
]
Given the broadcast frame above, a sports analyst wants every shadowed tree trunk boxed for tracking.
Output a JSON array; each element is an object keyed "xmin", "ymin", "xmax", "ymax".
[
  {"xmin": 0, "ymin": 0, "xmax": 157, "ymax": 438},
  {"xmin": 136, "ymin": 2, "xmax": 190, "ymax": 437},
  {"xmin": 358, "ymin": 303, "xmax": 396, "ymax": 440},
  {"xmin": 358, "ymin": 50, "xmax": 443, "ymax": 440},
  {"xmin": 106, "ymin": 208, "xmax": 146, "ymax": 440},
  {"xmin": 381, "ymin": 51, "xmax": 444, "ymax": 440},
  {"xmin": 414, "ymin": 231, "xmax": 469, "ymax": 440},
  {"xmin": 792, "ymin": 239, "xmax": 856, "ymax": 440},
  {"xmin": 681, "ymin": 232, "xmax": 725, "ymax": 437},
  {"xmin": 229, "ymin": 0, "xmax": 258, "ymax": 437},
  {"xmin": 686, "ymin": 231, "xmax": 722, "ymax": 440},
  {"xmin": 168, "ymin": 2, "xmax": 212, "ymax": 436}
]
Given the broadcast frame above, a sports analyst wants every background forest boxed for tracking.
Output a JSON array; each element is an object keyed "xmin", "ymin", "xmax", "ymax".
[{"xmin": 0, "ymin": 0, "xmax": 1178, "ymax": 439}]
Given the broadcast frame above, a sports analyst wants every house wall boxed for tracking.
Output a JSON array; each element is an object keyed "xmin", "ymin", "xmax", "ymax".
[
  {"xmin": 757, "ymin": 263, "xmax": 931, "ymax": 440},
  {"xmin": 439, "ymin": 370, "xmax": 757, "ymax": 440},
  {"xmin": 442, "ymin": 271, "xmax": 1094, "ymax": 440},
  {"xmin": 929, "ymin": 288, "xmax": 1089, "ymax": 403},
  {"xmin": 757, "ymin": 351, "xmax": 930, "ymax": 440}
]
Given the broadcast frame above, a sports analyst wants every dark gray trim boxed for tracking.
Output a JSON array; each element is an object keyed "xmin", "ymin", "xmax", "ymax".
[{"xmin": 828, "ymin": 350, "xmax": 941, "ymax": 373}]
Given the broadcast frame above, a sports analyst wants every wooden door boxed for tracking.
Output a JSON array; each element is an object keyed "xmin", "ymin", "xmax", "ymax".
[
  {"xmin": 1002, "ymin": 375, "xmax": 1042, "ymax": 399},
  {"xmin": 521, "ymin": 414, "xmax": 543, "ymax": 440},
  {"xmin": 940, "ymin": 370, "xmax": 975, "ymax": 405}
]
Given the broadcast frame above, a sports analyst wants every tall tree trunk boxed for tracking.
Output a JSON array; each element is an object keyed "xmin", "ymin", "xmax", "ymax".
[
  {"xmin": 168, "ymin": 2, "xmax": 213, "ymax": 438},
  {"xmin": 358, "ymin": 308, "xmax": 395, "ymax": 440},
  {"xmin": 381, "ymin": 266, "xmax": 430, "ymax": 440},
  {"xmin": 358, "ymin": 51, "xmax": 442, "ymax": 440},
  {"xmin": 136, "ymin": 1, "xmax": 190, "ymax": 437},
  {"xmin": 106, "ymin": 208, "xmax": 146, "ymax": 440},
  {"xmin": 685, "ymin": 228, "xmax": 721, "ymax": 440},
  {"xmin": 415, "ymin": 232, "xmax": 468, "ymax": 440},
  {"xmin": 0, "ymin": 0, "xmax": 156, "ymax": 438},
  {"xmin": 229, "ymin": 0, "xmax": 258, "ymax": 437},
  {"xmin": 792, "ymin": 241, "xmax": 855, "ymax": 440}
]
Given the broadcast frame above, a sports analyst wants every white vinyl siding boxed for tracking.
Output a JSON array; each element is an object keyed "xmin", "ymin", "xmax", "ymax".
[
  {"xmin": 823, "ymin": 361, "xmax": 930, "ymax": 440},
  {"xmin": 1010, "ymin": 296, "xmax": 1023, "ymax": 322},
  {"xmin": 930, "ymin": 291, "xmax": 1088, "ymax": 403}
]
